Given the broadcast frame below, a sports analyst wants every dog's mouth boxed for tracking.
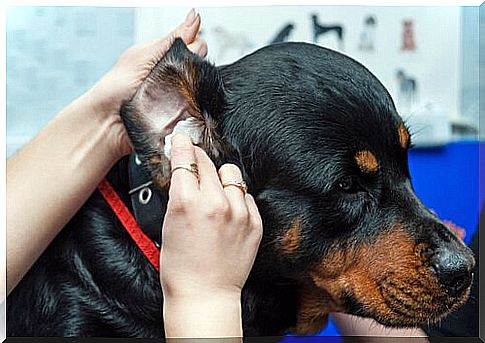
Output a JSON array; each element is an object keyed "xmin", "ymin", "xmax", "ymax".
[
  {"xmin": 304, "ymin": 270, "xmax": 471, "ymax": 330},
  {"xmin": 294, "ymin": 227, "xmax": 473, "ymax": 334},
  {"xmin": 340, "ymin": 277, "xmax": 470, "ymax": 327},
  {"xmin": 374, "ymin": 275, "xmax": 471, "ymax": 327}
]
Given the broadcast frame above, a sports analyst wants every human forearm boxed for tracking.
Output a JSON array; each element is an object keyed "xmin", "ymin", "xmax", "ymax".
[
  {"xmin": 163, "ymin": 293, "xmax": 243, "ymax": 340},
  {"xmin": 6, "ymin": 91, "xmax": 128, "ymax": 297},
  {"xmin": 331, "ymin": 313, "xmax": 429, "ymax": 341}
]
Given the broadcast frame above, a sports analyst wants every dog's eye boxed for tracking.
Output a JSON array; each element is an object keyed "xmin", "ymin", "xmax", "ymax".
[{"xmin": 337, "ymin": 176, "xmax": 361, "ymax": 193}]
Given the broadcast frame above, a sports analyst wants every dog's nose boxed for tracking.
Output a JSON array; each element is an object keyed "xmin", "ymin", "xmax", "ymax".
[{"xmin": 430, "ymin": 248, "xmax": 473, "ymax": 297}]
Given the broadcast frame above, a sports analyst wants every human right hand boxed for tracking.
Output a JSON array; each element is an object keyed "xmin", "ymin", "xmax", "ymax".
[
  {"xmin": 160, "ymin": 133, "xmax": 262, "ymax": 300},
  {"xmin": 160, "ymin": 134, "xmax": 263, "ymax": 337}
]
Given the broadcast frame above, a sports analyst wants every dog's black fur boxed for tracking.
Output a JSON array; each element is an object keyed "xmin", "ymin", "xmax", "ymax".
[{"xmin": 7, "ymin": 40, "xmax": 475, "ymax": 337}]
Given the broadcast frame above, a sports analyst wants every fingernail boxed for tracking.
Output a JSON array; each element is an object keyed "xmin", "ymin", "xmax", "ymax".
[{"xmin": 185, "ymin": 8, "xmax": 196, "ymax": 25}]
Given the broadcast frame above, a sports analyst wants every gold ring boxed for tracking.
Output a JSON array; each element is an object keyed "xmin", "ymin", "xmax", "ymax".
[
  {"xmin": 222, "ymin": 180, "xmax": 248, "ymax": 194},
  {"xmin": 171, "ymin": 163, "xmax": 199, "ymax": 181}
]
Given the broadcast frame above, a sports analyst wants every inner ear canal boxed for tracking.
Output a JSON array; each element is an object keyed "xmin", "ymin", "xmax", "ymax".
[
  {"xmin": 136, "ymin": 63, "xmax": 203, "ymax": 141},
  {"xmin": 122, "ymin": 59, "xmax": 204, "ymax": 188}
]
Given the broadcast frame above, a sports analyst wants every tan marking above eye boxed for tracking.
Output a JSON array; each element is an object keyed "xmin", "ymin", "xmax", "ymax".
[
  {"xmin": 281, "ymin": 218, "xmax": 301, "ymax": 254},
  {"xmin": 398, "ymin": 123, "xmax": 410, "ymax": 149},
  {"xmin": 354, "ymin": 150, "xmax": 379, "ymax": 174}
]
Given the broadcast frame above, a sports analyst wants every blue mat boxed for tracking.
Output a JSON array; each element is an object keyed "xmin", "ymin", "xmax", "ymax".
[{"xmin": 407, "ymin": 141, "xmax": 482, "ymax": 245}]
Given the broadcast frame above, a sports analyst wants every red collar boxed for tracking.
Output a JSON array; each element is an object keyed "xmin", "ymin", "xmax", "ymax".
[{"xmin": 97, "ymin": 178, "xmax": 160, "ymax": 272}]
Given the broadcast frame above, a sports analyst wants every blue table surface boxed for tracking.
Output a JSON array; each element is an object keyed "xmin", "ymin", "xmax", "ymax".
[{"xmin": 283, "ymin": 140, "xmax": 483, "ymax": 339}]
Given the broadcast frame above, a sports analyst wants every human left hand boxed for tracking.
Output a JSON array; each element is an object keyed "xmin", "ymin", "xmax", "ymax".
[{"xmin": 82, "ymin": 9, "xmax": 207, "ymax": 158}]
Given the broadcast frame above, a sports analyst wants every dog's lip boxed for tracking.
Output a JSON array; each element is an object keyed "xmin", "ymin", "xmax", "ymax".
[
  {"xmin": 377, "ymin": 278, "xmax": 467, "ymax": 323},
  {"xmin": 313, "ymin": 274, "xmax": 465, "ymax": 326},
  {"xmin": 338, "ymin": 288, "xmax": 436, "ymax": 327},
  {"xmin": 379, "ymin": 275, "xmax": 465, "ymax": 305}
]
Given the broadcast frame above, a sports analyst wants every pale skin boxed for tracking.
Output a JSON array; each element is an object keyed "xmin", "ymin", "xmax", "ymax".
[
  {"xmin": 331, "ymin": 313, "xmax": 428, "ymax": 341},
  {"xmin": 6, "ymin": 9, "xmax": 428, "ymax": 339}
]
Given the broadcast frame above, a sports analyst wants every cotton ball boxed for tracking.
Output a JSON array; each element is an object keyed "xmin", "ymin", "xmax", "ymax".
[{"xmin": 164, "ymin": 117, "xmax": 203, "ymax": 159}]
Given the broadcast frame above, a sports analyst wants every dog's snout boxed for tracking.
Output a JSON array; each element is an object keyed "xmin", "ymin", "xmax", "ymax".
[{"xmin": 430, "ymin": 248, "xmax": 473, "ymax": 297}]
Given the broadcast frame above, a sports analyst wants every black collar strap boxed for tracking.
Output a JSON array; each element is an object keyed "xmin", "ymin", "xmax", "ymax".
[{"xmin": 127, "ymin": 154, "xmax": 166, "ymax": 247}]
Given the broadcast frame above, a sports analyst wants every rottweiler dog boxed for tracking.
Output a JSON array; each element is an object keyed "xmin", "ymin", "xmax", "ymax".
[{"xmin": 7, "ymin": 39, "xmax": 475, "ymax": 337}]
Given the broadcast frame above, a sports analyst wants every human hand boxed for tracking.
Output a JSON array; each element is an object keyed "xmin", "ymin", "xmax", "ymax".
[
  {"xmin": 160, "ymin": 134, "xmax": 262, "ymax": 337},
  {"xmin": 331, "ymin": 313, "xmax": 429, "ymax": 341},
  {"xmin": 81, "ymin": 9, "xmax": 207, "ymax": 158},
  {"xmin": 160, "ymin": 134, "xmax": 263, "ymax": 303}
]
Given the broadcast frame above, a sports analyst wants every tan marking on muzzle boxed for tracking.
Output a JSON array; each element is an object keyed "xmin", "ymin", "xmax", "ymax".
[{"xmin": 294, "ymin": 226, "xmax": 463, "ymax": 330}]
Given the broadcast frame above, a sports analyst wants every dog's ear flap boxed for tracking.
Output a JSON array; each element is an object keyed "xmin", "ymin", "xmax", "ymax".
[{"xmin": 121, "ymin": 38, "xmax": 234, "ymax": 188}]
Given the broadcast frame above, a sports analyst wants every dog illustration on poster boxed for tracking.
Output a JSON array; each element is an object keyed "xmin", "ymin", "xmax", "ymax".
[
  {"xmin": 358, "ymin": 15, "xmax": 377, "ymax": 51},
  {"xmin": 211, "ymin": 26, "xmax": 255, "ymax": 60},
  {"xmin": 396, "ymin": 69, "xmax": 418, "ymax": 110},
  {"xmin": 401, "ymin": 19, "xmax": 416, "ymax": 51},
  {"xmin": 311, "ymin": 13, "xmax": 344, "ymax": 51}
]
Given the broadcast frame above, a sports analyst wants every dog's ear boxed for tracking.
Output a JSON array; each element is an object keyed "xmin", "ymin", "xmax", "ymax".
[{"xmin": 121, "ymin": 38, "xmax": 237, "ymax": 188}]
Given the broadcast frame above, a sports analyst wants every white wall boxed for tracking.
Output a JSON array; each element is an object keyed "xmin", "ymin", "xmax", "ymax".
[
  {"xmin": 5, "ymin": 6, "xmax": 466, "ymax": 157},
  {"xmin": 6, "ymin": 7, "xmax": 135, "ymax": 157},
  {"xmin": 135, "ymin": 6, "xmax": 461, "ymax": 124}
]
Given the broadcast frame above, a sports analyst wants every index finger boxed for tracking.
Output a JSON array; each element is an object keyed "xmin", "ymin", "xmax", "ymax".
[
  {"xmin": 193, "ymin": 146, "xmax": 223, "ymax": 193},
  {"xmin": 169, "ymin": 134, "xmax": 199, "ymax": 199}
]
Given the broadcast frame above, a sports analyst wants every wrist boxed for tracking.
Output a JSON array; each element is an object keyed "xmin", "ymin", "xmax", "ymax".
[
  {"xmin": 163, "ymin": 292, "xmax": 243, "ymax": 338},
  {"xmin": 73, "ymin": 89, "xmax": 133, "ymax": 160},
  {"xmin": 162, "ymin": 279, "xmax": 243, "ymax": 301},
  {"xmin": 164, "ymin": 289, "xmax": 242, "ymax": 308}
]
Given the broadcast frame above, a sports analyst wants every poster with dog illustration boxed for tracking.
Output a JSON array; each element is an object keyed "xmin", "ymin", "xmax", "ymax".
[{"xmin": 136, "ymin": 6, "xmax": 460, "ymax": 122}]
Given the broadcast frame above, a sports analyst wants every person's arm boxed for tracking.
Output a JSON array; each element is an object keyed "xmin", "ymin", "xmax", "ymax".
[
  {"xmin": 160, "ymin": 134, "xmax": 263, "ymax": 339},
  {"xmin": 5, "ymin": 9, "xmax": 207, "ymax": 300},
  {"xmin": 331, "ymin": 313, "xmax": 429, "ymax": 342},
  {"xmin": 6, "ymin": 91, "xmax": 129, "ymax": 297}
]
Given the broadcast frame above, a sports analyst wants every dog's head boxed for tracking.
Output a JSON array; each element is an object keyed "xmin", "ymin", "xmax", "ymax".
[{"xmin": 121, "ymin": 39, "xmax": 475, "ymax": 334}]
